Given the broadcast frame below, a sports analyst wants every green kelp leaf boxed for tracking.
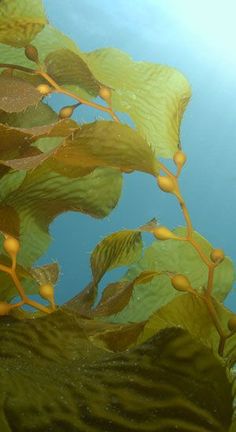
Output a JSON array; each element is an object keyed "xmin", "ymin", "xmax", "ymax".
[
  {"xmin": 91, "ymin": 229, "xmax": 143, "ymax": 284},
  {"xmin": 0, "ymin": 25, "xmax": 83, "ymax": 70},
  {"xmin": 0, "ymin": 170, "xmax": 26, "ymax": 201},
  {"xmin": 45, "ymin": 48, "xmax": 101, "ymax": 96},
  {"xmin": 111, "ymin": 227, "xmax": 235, "ymax": 323},
  {"xmin": 0, "ymin": 102, "xmax": 58, "ymax": 128},
  {"xmin": 3, "ymin": 167, "xmax": 122, "ymax": 267},
  {"xmin": 0, "ymin": 312, "xmax": 233, "ymax": 431},
  {"xmin": 138, "ymin": 293, "xmax": 236, "ymax": 363},
  {"xmin": 0, "ymin": 25, "xmax": 94, "ymax": 100},
  {"xmin": 83, "ymin": 48, "xmax": 191, "ymax": 157},
  {"xmin": 230, "ymin": 423, "xmax": 236, "ymax": 432},
  {"xmin": 54, "ymin": 120, "xmax": 159, "ymax": 176},
  {"xmin": 0, "ymin": 75, "xmax": 42, "ymax": 113},
  {"xmin": 32, "ymin": 25, "xmax": 83, "ymax": 61},
  {"xmin": 0, "ymin": 0, "xmax": 47, "ymax": 47},
  {"xmin": 34, "ymin": 137, "xmax": 63, "ymax": 152}
]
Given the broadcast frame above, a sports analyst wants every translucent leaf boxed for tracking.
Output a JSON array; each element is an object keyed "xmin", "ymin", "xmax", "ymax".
[
  {"xmin": 91, "ymin": 229, "xmax": 143, "ymax": 284},
  {"xmin": 4, "ymin": 166, "xmax": 123, "ymax": 267},
  {"xmin": 0, "ymin": 75, "xmax": 42, "ymax": 113},
  {"xmin": 0, "ymin": 259, "xmax": 59, "ymax": 303},
  {"xmin": 84, "ymin": 48, "xmax": 192, "ymax": 157},
  {"xmin": 0, "ymin": 312, "xmax": 232, "ymax": 431},
  {"xmin": 92, "ymin": 281, "xmax": 134, "ymax": 317},
  {"xmin": 0, "ymin": 24, "xmax": 84, "ymax": 69},
  {"xmin": 54, "ymin": 120, "xmax": 159, "ymax": 176},
  {"xmin": 30, "ymin": 262, "xmax": 60, "ymax": 286},
  {"xmin": 32, "ymin": 25, "xmax": 84, "ymax": 62},
  {"xmin": 88, "ymin": 319, "xmax": 147, "ymax": 351},
  {"xmin": 0, "ymin": 0, "xmax": 47, "ymax": 47},
  {"xmin": 138, "ymin": 293, "xmax": 236, "ymax": 364},
  {"xmin": 112, "ymin": 227, "xmax": 235, "ymax": 323},
  {"xmin": 45, "ymin": 48, "xmax": 101, "ymax": 96}
]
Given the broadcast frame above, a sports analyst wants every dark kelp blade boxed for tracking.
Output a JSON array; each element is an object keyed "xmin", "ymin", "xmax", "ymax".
[{"xmin": 0, "ymin": 311, "xmax": 233, "ymax": 431}]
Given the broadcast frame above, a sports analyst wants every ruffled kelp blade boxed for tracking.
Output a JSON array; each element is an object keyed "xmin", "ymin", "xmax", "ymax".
[
  {"xmin": 110, "ymin": 226, "xmax": 235, "ymax": 324},
  {"xmin": 0, "ymin": 309, "xmax": 233, "ymax": 432},
  {"xmin": 0, "ymin": 165, "xmax": 122, "ymax": 267},
  {"xmin": 0, "ymin": 22, "xmax": 191, "ymax": 159},
  {"xmin": 53, "ymin": 121, "xmax": 159, "ymax": 176},
  {"xmin": 0, "ymin": 0, "xmax": 47, "ymax": 47},
  {"xmin": 84, "ymin": 48, "xmax": 191, "ymax": 158},
  {"xmin": 45, "ymin": 48, "xmax": 102, "ymax": 96}
]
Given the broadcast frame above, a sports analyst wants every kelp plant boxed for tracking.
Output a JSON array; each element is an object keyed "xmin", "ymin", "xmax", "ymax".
[{"xmin": 0, "ymin": 1, "xmax": 236, "ymax": 431}]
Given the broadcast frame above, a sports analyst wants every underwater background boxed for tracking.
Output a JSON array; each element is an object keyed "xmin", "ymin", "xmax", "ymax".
[{"xmin": 39, "ymin": 0, "xmax": 236, "ymax": 310}]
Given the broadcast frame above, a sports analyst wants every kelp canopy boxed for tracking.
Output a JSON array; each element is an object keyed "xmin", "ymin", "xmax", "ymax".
[{"xmin": 0, "ymin": 0, "xmax": 236, "ymax": 431}]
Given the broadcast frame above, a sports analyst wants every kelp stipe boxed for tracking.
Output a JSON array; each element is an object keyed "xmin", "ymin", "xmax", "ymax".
[{"xmin": 0, "ymin": 0, "xmax": 235, "ymax": 431}]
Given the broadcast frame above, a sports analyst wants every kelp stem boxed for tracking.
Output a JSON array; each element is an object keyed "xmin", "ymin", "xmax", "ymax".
[
  {"xmin": 158, "ymin": 157, "xmax": 226, "ymax": 355},
  {"xmin": 36, "ymin": 70, "xmax": 120, "ymax": 122}
]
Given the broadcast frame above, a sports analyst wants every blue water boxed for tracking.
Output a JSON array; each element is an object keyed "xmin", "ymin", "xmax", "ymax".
[{"xmin": 40, "ymin": 0, "xmax": 236, "ymax": 310}]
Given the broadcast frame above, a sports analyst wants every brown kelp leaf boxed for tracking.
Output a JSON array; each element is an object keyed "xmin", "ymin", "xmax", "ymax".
[
  {"xmin": 45, "ymin": 48, "xmax": 101, "ymax": 96},
  {"xmin": 88, "ymin": 320, "xmax": 147, "ymax": 352},
  {"xmin": 0, "ymin": 118, "xmax": 78, "ymax": 168},
  {"xmin": 0, "ymin": 76, "xmax": 43, "ymax": 113},
  {"xmin": 91, "ymin": 230, "xmax": 143, "ymax": 285},
  {"xmin": 0, "ymin": 122, "xmax": 35, "ymax": 159},
  {"xmin": 0, "ymin": 205, "xmax": 20, "ymax": 237},
  {"xmin": 0, "ymin": 0, "xmax": 47, "ymax": 48},
  {"xmin": 139, "ymin": 217, "xmax": 158, "ymax": 232},
  {"xmin": 22, "ymin": 118, "xmax": 78, "ymax": 139},
  {"xmin": 54, "ymin": 120, "xmax": 159, "ymax": 176},
  {"xmin": 133, "ymin": 270, "xmax": 164, "ymax": 285},
  {"xmin": 92, "ymin": 271, "xmax": 163, "ymax": 318},
  {"xmin": 92, "ymin": 281, "xmax": 134, "ymax": 317},
  {"xmin": 0, "ymin": 147, "xmax": 58, "ymax": 171},
  {"xmin": 67, "ymin": 230, "xmax": 143, "ymax": 314},
  {"xmin": 30, "ymin": 262, "xmax": 60, "ymax": 286},
  {"xmin": 0, "ymin": 313, "xmax": 232, "ymax": 431},
  {"xmin": 0, "ymin": 119, "xmax": 78, "ymax": 165}
]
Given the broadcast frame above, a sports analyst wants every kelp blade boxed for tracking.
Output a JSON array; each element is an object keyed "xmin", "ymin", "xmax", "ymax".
[{"xmin": 0, "ymin": 311, "xmax": 232, "ymax": 431}]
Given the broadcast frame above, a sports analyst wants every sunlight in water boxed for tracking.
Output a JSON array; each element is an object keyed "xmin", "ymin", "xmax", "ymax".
[{"xmin": 156, "ymin": 0, "xmax": 236, "ymax": 70}]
